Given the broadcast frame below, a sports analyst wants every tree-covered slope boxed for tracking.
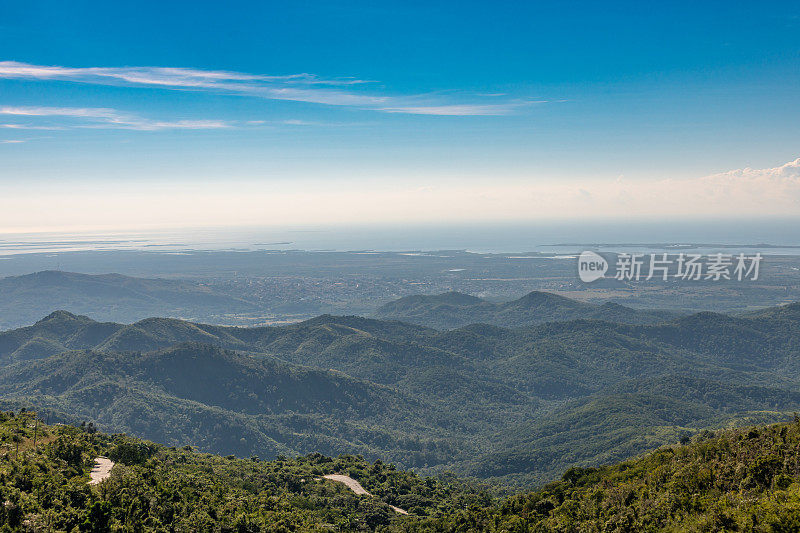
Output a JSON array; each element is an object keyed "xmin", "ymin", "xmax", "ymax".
[
  {"xmin": 5, "ymin": 412, "xmax": 800, "ymax": 531},
  {"xmin": 456, "ymin": 377, "xmax": 800, "ymax": 486},
  {"xmin": 0, "ymin": 344, "xmax": 471, "ymax": 466},
  {"xmin": 415, "ymin": 420, "xmax": 800, "ymax": 532},
  {"xmin": 0, "ymin": 411, "xmax": 489, "ymax": 531}
]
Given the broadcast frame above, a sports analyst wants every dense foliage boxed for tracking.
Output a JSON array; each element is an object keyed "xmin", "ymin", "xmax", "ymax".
[
  {"xmin": 0, "ymin": 412, "xmax": 489, "ymax": 531},
  {"xmin": 5, "ymin": 413, "xmax": 800, "ymax": 531},
  {"xmin": 409, "ymin": 419, "xmax": 800, "ymax": 532}
]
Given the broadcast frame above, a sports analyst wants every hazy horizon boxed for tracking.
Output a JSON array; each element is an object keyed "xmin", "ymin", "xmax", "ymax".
[{"xmin": 2, "ymin": 218, "xmax": 800, "ymax": 257}]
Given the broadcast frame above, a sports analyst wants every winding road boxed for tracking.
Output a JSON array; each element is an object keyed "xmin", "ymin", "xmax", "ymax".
[{"xmin": 322, "ymin": 474, "xmax": 408, "ymax": 515}]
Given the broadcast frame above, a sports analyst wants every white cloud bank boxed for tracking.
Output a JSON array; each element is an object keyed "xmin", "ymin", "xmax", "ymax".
[
  {"xmin": 1, "ymin": 158, "xmax": 798, "ymax": 232},
  {"xmin": 567, "ymin": 158, "xmax": 800, "ymax": 217},
  {"xmin": 0, "ymin": 61, "xmax": 534, "ymax": 116}
]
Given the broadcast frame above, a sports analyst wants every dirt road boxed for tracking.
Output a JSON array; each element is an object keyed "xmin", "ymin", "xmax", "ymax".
[
  {"xmin": 89, "ymin": 457, "xmax": 114, "ymax": 485},
  {"xmin": 322, "ymin": 474, "xmax": 408, "ymax": 514}
]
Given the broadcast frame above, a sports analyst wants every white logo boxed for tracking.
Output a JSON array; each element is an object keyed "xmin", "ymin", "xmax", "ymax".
[{"xmin": 578, "ymin": 251, "xmax": 608, "ymax": 282}]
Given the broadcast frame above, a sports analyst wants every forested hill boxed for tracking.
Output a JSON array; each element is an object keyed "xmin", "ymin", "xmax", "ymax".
[
  {"xmin": 3, "ymin": 412, "xmax": 800, "ymax": 531},
  {"xmin": 0, "ymin": 411, "xmax": 488, "ymax": 530},
  {"xmin": 416, "ymin": 420, "xmax": 800, "ymax": 531},
  {"xmin": 2, "ymin": 302, "xmax": 800, "ymax": 487},
  {"xmin": 374, "ymin": 290, "xmax": 683, "ymax": 329}
]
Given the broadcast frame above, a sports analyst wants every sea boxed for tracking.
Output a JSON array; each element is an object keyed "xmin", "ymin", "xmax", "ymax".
[{"xmin": 1, "ymin": 219, "xmax": 799, "ymax": 256}]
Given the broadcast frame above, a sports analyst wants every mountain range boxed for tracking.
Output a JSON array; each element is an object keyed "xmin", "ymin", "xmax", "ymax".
[
  {"xmin": 2, "ymin": 294, "xmax": 800, "ymax": 486},
  {"xmin": 0, "ymin": 270, "xmax": 687, "ymax": 333},
  {"xmin": 374, "ymin": 290, "xmax": 684, "ymax": 328}
]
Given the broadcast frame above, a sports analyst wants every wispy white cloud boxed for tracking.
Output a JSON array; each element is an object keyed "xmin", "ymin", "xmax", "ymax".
[
  {"xmin": 0, "ymin": 105, "xmax": 357, "ymax": 132},
  {"xmin": 0, "ymin": 123, "xmax": 64, "ymax": 130},
  {"xmin": 0, "ymin": 62, "xmax": 372, "ymax": 87},
  {"xmin": 1, "ymin": 105, "xmax": 120, "ymax": 120},
  {"xmin": 0, "ymin": 61, "xmax": 533, "ymax": 116},
  {"xmin": 0, "ymin": 139, "xmax": 24, "ymax": 144},
  {"xmin": 379, "ymin": 102, "xmax": 537, "ymax": 116},
  {"xmin": 0, "ymin": 105, "xmax": 233, "ymax": 131},
  {"xmin": 249, "ymin": 118, "xmax": 361, "ymax": 127},
  {"xmin": 281, "ymin": 119, "xmax": 320, "ymax": 126}
]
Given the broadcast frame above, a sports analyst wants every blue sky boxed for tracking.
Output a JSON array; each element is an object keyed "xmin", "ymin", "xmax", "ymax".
[{"xmin": 1, "ymin": 1, "xmax": 799, "ymax": 230}]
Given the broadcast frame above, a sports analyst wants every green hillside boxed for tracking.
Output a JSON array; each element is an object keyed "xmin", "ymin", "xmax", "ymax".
[
  {"xmin": 415, "ymin": 419, "xmax": 800, "ymax": 532},
  {"xmin": 0, "ymin": 344, "xmax": 462, "ymax": 466},
  {"xmin": 0, "ymin": 411, "xmax": 488, "ymax": 531}
]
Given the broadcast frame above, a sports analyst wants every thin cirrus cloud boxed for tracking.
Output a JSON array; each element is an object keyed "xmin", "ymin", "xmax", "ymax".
[
  {"xmin": 0, "ymin": 105, "xmax": 233, "ymax": 131},
  {"xmin": 379, "ymin": 103, "xmax": 537, "ymax": 116},
  {"xmin": 1, "ymin": 123, "xmax": 64, "ymax": 130},
  {"xmin": 0, "ymin": 61, "xmax": 532, "ymax": 116},
  {"xmin": 0, "ymin": 106, "xmax": 351, "ymax": 132}
]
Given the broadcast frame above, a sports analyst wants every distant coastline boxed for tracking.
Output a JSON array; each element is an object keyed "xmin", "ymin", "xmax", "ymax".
[{"xmin": 2, "ymin": 220, "xmax": 800, "ymax": 256}]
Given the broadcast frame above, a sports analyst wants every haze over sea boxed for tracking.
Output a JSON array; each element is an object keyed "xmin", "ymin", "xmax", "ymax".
[{"xmin": 2, "ymin": 219, "xmax": 799, "ymax": 256}]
